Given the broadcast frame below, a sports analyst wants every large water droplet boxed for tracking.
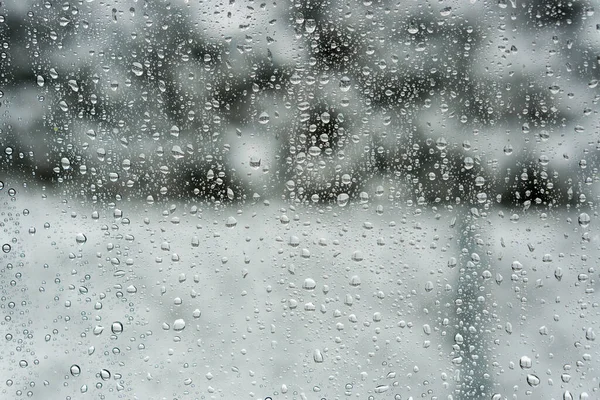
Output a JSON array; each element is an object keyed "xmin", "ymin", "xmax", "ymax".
[
  {"xmin": 519, "ymin": 356, "xmax": 532, "ymax": 369},
  {"xmin": 111, "ymin": 321, "xmax": 123, "ymax": 334},
  {"xmin": 225, "ymin": 216, "xmax": 237, "ymax": 228},
  {"xmin": 578, "ymin": 212, "xmax": 591, "ymax": 228},
  {"xmin": 132, "ymin": 62, "xmax": 143, "ymax": 76},
  {"xmin": 173, "ymin": 319, "xmax": 186, "ymax": 331},
  {"xmin": 70, "ymin": 364, "xmax": 81, "ymax": 376},
  {"xmin": 100, "ymin": 369, "xmax": 111, "ymax": 380},
  {"xmin": 61, "ymin": 157, "xmax": 71, "ymax": 170},
  {"xmin": 340, "ymin": 76, "xmax": 351, "ymax": 92},
  {"xmin": 337, "ymin": 193, "xmax": 349, "ymax": 207},
  {"xmin": 76, "ymin": 233, "xmax": 87, "ymax": 244},
  {"xmin": 302, "ymin": 278, "xmax": 316, "ymax": 290},
  {"xmin": 526, "ymin": 374, "xmax": 540, "ymax": 387},
  {"xmin": 313, "ymin": 349, "xmax": 324, "ymax": 363},
  {"xmin": 258, "ymin": 112, "xmax": 270, "ymax": 124}
]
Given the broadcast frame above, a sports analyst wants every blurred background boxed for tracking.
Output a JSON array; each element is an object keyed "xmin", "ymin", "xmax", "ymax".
[{"xmin": 0, "ymin": 0, "xmax": 599, "ymax": 399}]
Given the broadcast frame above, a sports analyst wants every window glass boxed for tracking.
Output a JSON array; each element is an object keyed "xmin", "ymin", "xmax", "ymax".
[{"xmin": 0, "ymin": 0, "xmax": 599, "ymax": 399}]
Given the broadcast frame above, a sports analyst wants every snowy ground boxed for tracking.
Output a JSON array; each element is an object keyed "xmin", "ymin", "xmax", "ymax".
[{"xmin": 0, "ymin": 183, "xmax": 598, "ymax": 400}]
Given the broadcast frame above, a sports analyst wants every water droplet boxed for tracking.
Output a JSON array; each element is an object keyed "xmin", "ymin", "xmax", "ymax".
[
  {"xmin": 313, "ymin": 349, "xmax": 324, "ymax": 363},
  {"xmin": 132, "ymin": 62, "xmax": 143, "ymax": 76},
  {"xmin": 171, "ymin": 145, "xmax": 184, "ymax": 159},
  {"xmin": 68, "ymin": 79, "xmax": 79, "ymax": 92},
  {"xmin": 70, "ymin": 364, "xmax": 81, "ymax": 376},
  {"xmin": 374, "ymin": 384, "xmax": 390, "ymax": 393},
  {"xmin": 340, "ymin": 76, "xmax": 351, "ymax": 92},
  {"xmin": 173, "ymin": 319, "xmax": 186, "ymax": 331},
  {"xmin": 454, "ymin": 333, "xmax": 464, "ymax": 344},
  {"xmin": 440, "ymin": 6, "xmax": 452, "ymax": 16},
  {"xmin": 424, "ymin": 281, "xmax": 434, "ymax": 292},
  {"xmin": 225, "ymin": 216, "xmax": 237, "ymax": 228},
  {"xmin": 464, "ymin": 157, "xmax": 474, "ymax": 170},
  {"xmin": 249, "ymin": 156, "xmax": 261, "ymax": 168},
  {"xmin": 75, "ymin": 233, "xmax": 87, "ymax": 244},
  {"xmin": 2, "ymin": 244, "xmax": 11, "ymax": 253},
  {"xmin": 111, "ymin": 321, "xmax": 123, "ymax": 334},
  {"xmin": 407, "ymin": 21, "xmax": 419, "ymax": 34},
  {"xmin": 258, "ymin": 112, "xmax": 270, "ymax": 124},
  {"xmin": 59, "ymin": 157, "xmax": 71, "ymax": 170},
  {"xmin": 100, "ymin": 369, "xmax": 111, "ymax": 380},
  {"xmin": 448, "ymin": 257, "xmax": 457, "ymax": 268},
  {"xmin": 337, "ymin": 193, "xmax": 349, "ymax": 207},
  {"xmin": 586, "ymin": 327, "xmax": 595, "ymax": 341},
  {"xmin": 519, "ymin": 356, "xmax": 532, "ymax": 369},
  {"xmin": 578, "ymin": 212, "xmax": 591, "ymax": 228},
  {"xmin": 302, "ymin": 278, "xmax": 316, "ymax": 290},
  {"xmin": 563, "ymin": 390, "xmax": 573, "ymax": 400},
  {"xmin": 308, "ymin": 146, "xmax": 321, "ymax": 156},
  {"xmin": 305, "ymin": 18, "xmax": 316, "ymax": 33},
  {"xmin": 351, "ymin": 250, "xmax": 363, "ymax": 261},
  {"xmin": 436, "ymin": 137, "xmax": 448, "ymax": 150},
  {"xmin": 526, "ymin": 374, "xmax": 540, "ymax": 387}
]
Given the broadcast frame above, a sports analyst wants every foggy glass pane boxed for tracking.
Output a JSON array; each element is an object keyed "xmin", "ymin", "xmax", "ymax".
[{"xmin": 0, "ymin": 0, "xmax": 599, "ymax": 399}]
